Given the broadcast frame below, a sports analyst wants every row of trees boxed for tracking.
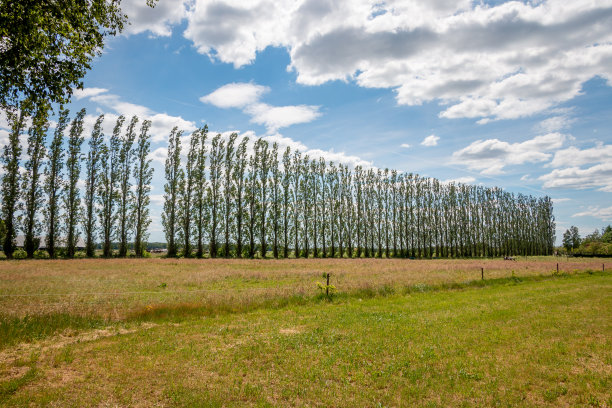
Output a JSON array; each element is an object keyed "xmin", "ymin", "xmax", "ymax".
[
  {"xmin": 162, "ymin": 130, "xmax": 556, "ymax": 258},
  {"xmin": 1, "ymin": 107, "xmax": 152, "ymax": 258},
  {"xmin": 2, "ymin": 110, "xmax": 556, "ymax": 260}
]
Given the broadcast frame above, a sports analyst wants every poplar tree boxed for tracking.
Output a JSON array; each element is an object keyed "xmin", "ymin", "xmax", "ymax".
[
  {"xmin": 117, "ymin": 116, "xmax": 138, "ymax": 257},
  {"xmin": 44, "ymin": 109, "xmax": 69, "ymax": 258},
  {"xmin": 207, "ymin": 134, "xmax": 224, "ymax": 258},
  {"xmin": 64, "ymin": 108, "xmax": 86, "ymax": 258},
  {"xmin": 258, "ymin": 139, "xmax": 271, "ymax": 258},
  {"xmin": 83, "ymin": 114, "xmax": 104, "ymax": 257},
  {"xmin": 281, "ymin": 147, "xmax": 292, "ymax": 258},
  {"xmin": 1, "ymin": 109, "xmax": 25, "ymax": 258},
  {"xmin": 178, "ymin": 129, "xmax": 199, "ymax": 257},
  {"xmin": 270, "ymin": 143, "xmax": 281, "ymax": 258},
  {"xmin": 98, "ymin": 116, "xmax": 123, "ymax": 257},
  {"xmin": 132, "ymin": 120, "xmax": 152, "ymax": 257},
  {"xmin": 233, "ymin": 136, "xmax": 248, "ymax": 258},
  {"xmin": 319, "ymin": 158, "xmax": 328, "ymax": 257},
  {"xmin": 246, "ymin": 142, "xmax": 260, "ymax": 258},
  {"xmin": 162, "ymin": 127, "xmax": 182, "ymax": 258},
  {"xmin": 291, "ymin": 150, "xmax": 302, "ymax": 257},
  {"xmin": 193, "ymin": 126, "xmax": 208, "ymax": 258},
  {"xmin": 222, "ymin": 133, "xmax": 238, "ymax": 257},
  {"xmin": 22, "ymin": 105, "xmax": 49, "ymax": 257}
]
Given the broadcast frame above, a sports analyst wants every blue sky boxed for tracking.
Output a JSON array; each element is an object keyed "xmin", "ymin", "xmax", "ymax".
[{"xmin": 5, "ymin": 0, "xmax": 612, "ymax": 243}]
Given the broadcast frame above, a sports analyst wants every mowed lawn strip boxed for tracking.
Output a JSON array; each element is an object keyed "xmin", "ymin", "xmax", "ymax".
[{"xmin": 2, "ymin": 273, "xmax": 610, "ymax": 407}]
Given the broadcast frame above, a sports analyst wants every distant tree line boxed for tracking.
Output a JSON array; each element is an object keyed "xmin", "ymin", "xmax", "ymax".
[
  {"xmin": 0, "ymin": 107, "xmax": 152, "ymax": 259},
  {"xmin": 562, "ymin": 225, "xmax": 612, "ymax": 256},
  {"xmin": 161, "ymin": 130, "xmax": 556, "ymax": 259}
]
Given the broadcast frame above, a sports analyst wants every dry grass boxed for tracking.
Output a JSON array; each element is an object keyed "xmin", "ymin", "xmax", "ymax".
[
  {"xmin": 0, "ymin": 257, "xmax": 605, "ymax": 319},
  {"xmin": 1, "ymin": 272, "xmax": 610, "ymax": 407}
]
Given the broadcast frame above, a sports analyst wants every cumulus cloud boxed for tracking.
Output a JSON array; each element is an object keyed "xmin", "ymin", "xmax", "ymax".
[
  {"xmin": 537, "ymin": 141, "xmax": 612, "ymax": 191},
  {"xmin": 200, "ymin": 82, "xmax": 269, "ymax": 109},
  {"xmin": 452, "ymin": 132, "xmax": 566, "ymax": 174},
  {"xmin": 73, "ymin": 87, "xmax": 108, "ymax": 100},
  {"xmin": 121, "ymin": 0, "xmax": 188, "ymax": 37},
  {"xmin": 539, "ymin": 161, "xmax": 612, "ymax": 192},
  {"xmin": 441, "ymin": 176, "xmax": 476, "ymax": 185},
  {"xmin": 400, "ymin": 143, "xmax": 411, "ymax": 148},
  {"xmin": 572, "ymin": 206, "xmax": 612, "ymax": 222},
  {"xmin": 77, "ymin": 89, "xmax": 197, "ymax": 142},
  {"xmin": 201, "ymin": 82, "xmax": 321, "ymax": 132},
  {"xmin": 537, "ymin": 114, "xmax": 576, "ymax": 133},
  {"xmin": 420, "ymin": 134, "xmax": 439, "ymax": 146},
  {"xmin": 246, "ymin": 103, "xmax": 320, "ymax": 131},
  {"xmin": 548, "ymin": 142, "xmax": 612, "ymax": 168},
  {"xmin": 173, "ymin": 0, "xmax": 612, "ymax": 122}
]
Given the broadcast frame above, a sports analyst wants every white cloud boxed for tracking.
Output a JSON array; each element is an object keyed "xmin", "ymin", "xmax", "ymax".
[
  {"xmin": 442, "ymin": 176, "xmax": 476, "ymax": 185},
  {"xmin": 452, "ymin": 132, "xmax": 566, "ymax": 175},
  {"xmin": 549, "ymin": 142, "xmax": 612, "ymax": 168},
  {"xmin": 537, "ymin": 114, "xmax": 575, "ymax": 133},
  {"xmin": 421, "ymin": 134, "xmax": 439, "ymax": 146},
  {"xmin": 150, "ymin": 194, "xmax": 165, "ymax": 206},
  {"xmin": 200, "ymin": 82, "xmax": 269, "ymax": 109},
  {"xmin": 78, "ymin": 90, "xmax": 197, "ymax": 142},
  {"xmin": 539, "ymin": 161, "xmax": 612, "ymax": 192},
  {"xmin": 538, "ymin": 141, "xmax": 612, "ymax": 191},
  {"xmin": 572, "ymin": 206, "xmax": 612, "ymax": 222},
  {"xmin": 172, "ymin": 0, "xmax": 612, "ymax": 122},
  {"xmin": 200, "ymin": 82, "xmax": 321, "ymax": 132},
  {"xmin": 246, "ymin": 103, "xmax": 320, "ymax": 131},
  {"xmin": 73, "ymin": 87, "xmax": 108, "ymax": 100},
  {"xmin": 400, "ymin": 143, "xmax": 411, "ymax": 148},
  {"xmin": 552, "ymin": 198, "xmax": 571, "ymax": 203},
  {"xmin": 121, "ymin": 0, "xmax": 188, "ymax": 37}
]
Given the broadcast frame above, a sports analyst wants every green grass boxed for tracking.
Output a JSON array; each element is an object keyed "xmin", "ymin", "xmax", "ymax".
[{"xmin": 1, "ymin": 271, "xmax": 610, "ymax": 407}]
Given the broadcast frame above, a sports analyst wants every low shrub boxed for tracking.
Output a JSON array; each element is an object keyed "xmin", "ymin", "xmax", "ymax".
[
  {"xmin": 12, "ymin": 249, "xmax": 27, "ymax": 259},
  {"xmin": 33, "ymin": 250, "xmax": 49, "ymax": 259},
  {"xmin": 74, "ymin": 251, "xmax": 87, "ymax": 259}
]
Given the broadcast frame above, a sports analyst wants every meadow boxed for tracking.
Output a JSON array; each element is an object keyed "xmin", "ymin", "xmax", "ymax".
[{"xmin": 0, "ymin": 257, "xmax": 610, "ymax": 406}]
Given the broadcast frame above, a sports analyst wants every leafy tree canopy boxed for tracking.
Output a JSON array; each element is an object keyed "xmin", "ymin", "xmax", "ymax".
[{"xmin": 0, "ymin": 0, "xmax": 155, "ymax": 112}]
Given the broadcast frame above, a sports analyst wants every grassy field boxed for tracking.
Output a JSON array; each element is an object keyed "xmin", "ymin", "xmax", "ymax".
[{"xmin": 0, "ymin": 258, "xmax": 610, "ymax": 406}]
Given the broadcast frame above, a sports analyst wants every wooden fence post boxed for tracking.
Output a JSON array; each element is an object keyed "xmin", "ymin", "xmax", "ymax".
[
  {"xmin": 481, "ymin": 268, "xmax": 484, "ymax": 281},
  {"xmin": 326, "ymin": 273, "xmax": 330, "ymax": 297}
]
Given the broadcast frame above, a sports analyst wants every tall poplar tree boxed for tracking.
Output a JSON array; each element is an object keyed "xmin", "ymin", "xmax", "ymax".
[
  {"xmin": 132, "ymin": 120, "xmax": 152, "ymax": 257},
  {"xmin": 258, "ymin": 139, "xmax": 271, "ymax": 258},
  {"xmin": 270, "ymin": 143, "xmax": 281, "ymax": 258},
  {"xmin": 44, "ymin": 109, "xmax": 69, "ymax": 258},
  {"xmin": 117, "ymin": 116, "xmax": 138, "ymax": 257},
  {"xmin": 193, "ymin": 126, "xmax": 208, "ymax": 258},
  {"xmin": 178, "ymin": 129, "xmax": 199, "ymax": 257},
  {"xmin": 281, "ymin": 147, "xmax": 292, "ymax": 258},
  {"xmin": 83, "ymin": 114, "xmax": 104, "ymax": 257},
  {"xmin": 98, "ymin": 116, "xmax": 123, "ymax": 257},
  {"xmin": 207, "ymin": 134, "xmax": 224, "ymax": 258},
  {"xmin": 162, "ymin": 127, "xmax": 182, "ymax": 258},
  {"xmin": 222, "ymin": 133, "xmax": 237, "ymax": 257},
  {"xmin": 233, "ymin": 136, "xmax": 248, "ymax": 258},
  {"xmin": 246, "ymin": 142, "xmax": 260, "ymax": 258},
  {"xmin": 0, "ymin": 109, "xmax": 25, "ymax": 258},
  {"xmin": 22, "ymin": 105, "xmax": 49, "ymax": 257},
  {"xmin": 64, "ymin": 108, "xmax": 86, "ymax": 258}
]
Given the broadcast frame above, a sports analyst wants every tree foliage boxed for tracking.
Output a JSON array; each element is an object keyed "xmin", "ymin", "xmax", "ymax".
[{"xmin": 0, "ymin": 0, "xmax": 126, "ymax": 111}]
